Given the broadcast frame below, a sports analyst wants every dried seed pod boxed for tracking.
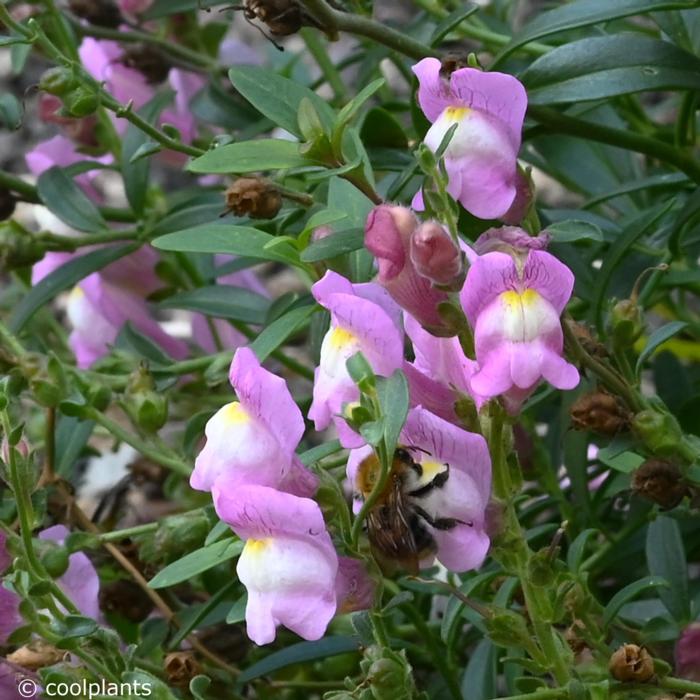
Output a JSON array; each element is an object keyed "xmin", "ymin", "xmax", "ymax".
[
  {"xmin": 568, "ymin": 321, "xmax": 608, "ymax": 359},
  {"xmin": 164, "ymin": 651, "xmax": 202, "ymax": 689},
  {"xmin": 564, "ymin": 620, "xmax": 588, "ymax": 655},
  {"xmin": 121, "ymin": 44, "xmax": 171, "ymax": 84},
  {"xmin": 609, "ymin": 644, "xmax": 654, "ymax": 682},
  {"xmin": 68, "ymin": 0, "xmax": 122, "ymax": 27},
  {"xmin": 6, "ymin": 641, "xmax": 65, "ymax": 670},
  {"xmin": 570, "ymin": 389, "xmax": 630, "ymax": 435},
  {"xmin": 632, "ymin": 459, "xmax": 689, "ymax": 510},
  {"xmin": 225, "ymin": 177, "xmax": 282, "ymax": 219}
]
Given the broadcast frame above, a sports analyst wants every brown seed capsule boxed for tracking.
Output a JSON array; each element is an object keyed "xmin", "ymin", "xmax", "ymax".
[
  {"xmin": 632, "ymin": 459, "xmax": 689, "ymax": 510},
  {"xmin": 570, "ymin": 389, "xmax": 630, "ymax": 435},
  {"xmin": 68, "ymin": 0, "xmax": 122, "ymax": 28},
  {"xmin": 564, "ymin": 620, "xmax": 587, "ymax": 655},
  {"xmin": 568, "ymin": 321, "xmax": 609, "ymax": 359},
  {"xmin": 225, "ymin": 177, "xmax": 282, "ymax": 220},
  {"xmin": 6, "ymin": 641, "xmax": 65, "ymax": 670},
  {"xmin": 121, "ymin": 44, "xmax": 171, "ymax": 84},
  {"xmin": 164, "ymin": 651, "xmax": 202, "ymax": 689},
  {"xmin": 99, "ymin": 579, "xmax": 155, "ymax": 623},
  {"xmin": 609, "ymin": 644, "xmax": 655, "ymax": 682}
]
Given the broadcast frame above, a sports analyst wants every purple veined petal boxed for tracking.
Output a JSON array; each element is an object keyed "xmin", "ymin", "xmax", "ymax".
[
  {"xmin": 279, "ymin": 457, "xmax": 320, "ymax": 499},
  {"xmin": 411, "ymin": 57, "xmax": 454, "ymax": 122},
  {"xmin": 335, "ymin": 557, "xmax": 375, "ymax": 613},
  {"xmin": 229, "ymin": 347, "xmax": 305, "ymax": 457},
  {"xmin": 403, "ymin": 361, "xmax": 460, "ymax": 424},
  {"xmin": 460, "ymin": 251, "xmax": 518, "ymax": 327},
  {"xmin": 432, "ymin": 524, "xmax": 491, "ymax": 572},
  {"xmin": 39, "ymin": 526, "xmax": 101, "ymax": 621},
  {"xmin": 312, "ymin": 270, "xmax": 355, "ymax": 305},
  {"xmin": 521, "ymin": 250, "xmax": 576, "ymax": 314},
  {"xmin": 0, "ymin": 586, "xmax": 22, "ymax": 645},
  {"xmin": 448, "ymin": 67, "xmax": 528, "ymax": 152}
]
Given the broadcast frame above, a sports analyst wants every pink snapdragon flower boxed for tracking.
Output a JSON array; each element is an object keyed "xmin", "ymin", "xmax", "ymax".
[
  {"xmin": 191, "ymin": 347, "xmax": 316, "ymax": 494},
  {"xmin": 403, "ymin": 314, "xmax": 486, "ymax": 422},
  {"xmin": 213, "ymin": 484, "xmax": 338, "ymax": 645},
  {"xmin": 676, "ymin": 623, "xmax": 700, "ymax": 681},
  {"xmin": 66, "ymin": 273, "xmax": 187, "ymax": 368},
  {"xmin": 347, "ymin": 406, "xmax": 492, "ymax": 572},
  {"xmin": 412, "ymin": 58, "xmax": 527, "ymax": 220},
  {"xmin": 365, "ymin": 205, "xmax": 451, "ymax": 333},
  {"xmin": 308, "ymin": 271, "xmax": 403, "ymax": 448},
  {"xmin": 460, "ymin": 227, "xmax": 579, "ymax": 412}
]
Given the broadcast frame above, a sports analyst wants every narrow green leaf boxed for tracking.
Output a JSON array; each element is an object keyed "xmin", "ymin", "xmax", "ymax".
[
  {"xmin": 335, "ymin": 78, "xmax": 386, "ymax": 135},
  {"xmin": 152, "ymin": 224, "xmax": 301, "ymax": 266},
  {"xmin": 603, "ymin": 576, "xmax": 670, "ymax": 626},
  {"xmin": 129, "ymin": 141, "xmax": 161, "ymax": 163},
  {"xmin": 159, "ymin": 285, "xmax": 270, "ymax": 324},
  {"xmin": 225, "ymin": 594, "xmax": 247, "ymax": 624},
  {"xmin": 646, "ymin": 516, "xmax": 690, "ymax": 622},
  {"xmin": 37, "ymin": 166, "xmax": 106, "ymax": 232},
  {"xmin": 301, "ymin": 229, "xmax": 364, "ymax": 262},
  {"xmin": 142, "ymin": 0, "xmax": 221, "ymax": 17},
  {"xmin": 636, "ymin": 321, "xmax": 688, "ymax": 374},
  {"xmin": 461, "ymin": 639, "xmax": 498, "ymax": 700},
  {"xmin": 188, "ymin": 139, "xmax": 314, "ymax": 174},
  {"xmin": 0, "ymin": 93, "xmax": 22, "ymax": 129},
  {"xmin": 9, "ymin": 244, "xmax": 137, "ymax": 333},
  {"xmin": 546, "ymin": 220, "xmax": 604, "ymax": 243},
  {"xmin": 378, "ymin": 369, "xmax": 409, "ymax": 459},
  {"xmin": 494, "ymin": 0, "xmax": 699, "ymax": 66},
  {"xmin": 430, "ymin": 4, "xmax": 480, "ymax": 46},
  {"xmin": 148, "ymin": 539, "xmax": 243, "ymax": 589},
  {"xmin": 522, "ymin": 35, "xmax": 700, "ymax": 105},
  {"xmin": 55, "ymin": 416, "xmax": 95, "ymax": 479},
  {"xmin": 567, "ymin": 528, "xmax": 599, "ymax": 572},
  {"xmin": 250, "ymin": 304, "xmax": 316, "ymax": 361},
  {"xmin": 237, "ymin": 636, "xmax": 360, "ymax": 684},
  {"xmin": 229, "ymin": 65, "xmax": 335, "ymax": 137}
]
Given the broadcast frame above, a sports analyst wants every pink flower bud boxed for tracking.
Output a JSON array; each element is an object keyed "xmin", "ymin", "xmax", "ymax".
[
  {"xmin": 1, "ymin": 437, "xmax": 29, "ymax": 464},
  {"xmin": 677, "ymin": 623, "xmax": 700, "ymax": 681},
  {"xmin": 502, "ymin": 169, "xmax": 534, "ymax": 226},
  {"xmin": 410, "ymin": 221, "xmax": 463, "ymax": 287},
  {"xmin": 365, "ymin": 205, "xmax": 451, "ymax": 334}
]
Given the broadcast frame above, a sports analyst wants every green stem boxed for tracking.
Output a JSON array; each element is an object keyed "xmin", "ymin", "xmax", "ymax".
[
  {"xmin": 658, "ymin": 676, "xmax": 700, "ymax": 695},
  {"xmin": 528, "ymin": 106, "xmax": 700, "ymax": 184},
  {"xmin": 350, "ymin": 436, "xmax": 389, "ymax": 547},
  {"xmin": 499, "ymin": 690, "xmax": 567, "ymax": 700},
  {"xmin": 301, "ymin": 28, "xmax": 348, "ymax": 102},
  {"xmin": 84, "ymin": 407, "xmax": 191, "ymax": 477}
]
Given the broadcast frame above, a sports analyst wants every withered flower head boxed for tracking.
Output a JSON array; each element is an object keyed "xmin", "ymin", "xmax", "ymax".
[
  {"xmin": 164, "ymin": 651, "xmax": 202, "ymax": 688},
  {"xmin": 6, "ymin": 641, "xmax": 65, "ymax": 670},
  {"xmin": 121, "ymin": 44, "xmax": 171, "ymax": 84},
  {"xmin": 632, "ymin": 459, "xmax": 689, "ymax": 510},
  {"xmin": 243, "ymin": 0, "xmax": 324, "ymax": 37},
  {"xmin": 68, "ymin": 0, "xmax": 122, "ymax": 28},
  {"xmin": 568, "ymin": 320, "xmax": 608, "ymax": 359},
  {"xmin": 570, "ymin": 389, "xmax": 630, "ymax": 435},
  {"xmin": 609, "ymin": 644, "xmax": 655, "ymax": 683},
  {"xmin": 225, "ymin": 177, "xmax": 282, "ymax": 220}
]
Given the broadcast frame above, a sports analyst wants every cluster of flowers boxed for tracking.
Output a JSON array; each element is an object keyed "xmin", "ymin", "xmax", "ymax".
[
  {"xmin": 188, "ymin": 58, "xmax": 584, "ymax": 645},
  {"xmin": 27, "ymin": 33, "xmax": 266, "ymax": 368}
]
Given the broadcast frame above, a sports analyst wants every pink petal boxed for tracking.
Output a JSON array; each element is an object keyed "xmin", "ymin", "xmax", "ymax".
[{"xmin": 411, "ymin": 57, "xmax": 453, "ymax": 122}]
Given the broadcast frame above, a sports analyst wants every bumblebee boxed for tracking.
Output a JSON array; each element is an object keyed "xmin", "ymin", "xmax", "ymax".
[{"xmin": 356, "ymin": 447, "xmax": 465, "ymax": 574}]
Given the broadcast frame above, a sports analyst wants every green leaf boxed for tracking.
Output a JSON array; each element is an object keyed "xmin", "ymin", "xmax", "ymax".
[
  {"xmin": 190, "ymin": 676, "xmax": 212, "ymax": 700},
  {"xmin": 377, "ymin": 369, "xmax": 409, "ymax": 459},
  {"xmin": 152, "ymin": 224, "xmax": 302, "ymax": 266},
  {"xmin": 188, "ymin": 139, "xmax": 313, "ymax": 174},
  {"xmin": 55, "ymin": 416, "xmax": 95, "ymax": 479},
  {"xmin": 229, "ymin": 65, "xmax": 335, "ymax": 138},
  {"xmin": 142, "ymin": 0, "xmax": 221, "ymax": 18},
  {"xmin": 334, "ymin": 78, "xmax": 386, "ymax": 144},
  {"xmin": 122, "ymin": 91, "xmax": 173, "ymax": 214},
  {"xmin": 298, "ymin": 439, "xmax": 342, "ymax": 466},
  {"xmin": 636, "ymin": 321, "xmax": 688, "ymax": 374},
  {"xmin": 225, "ymin": 594, "xmax": 247, "ymax": 624},
  {"xmin": 546, "ymin": 220, "xmax": 604, "ymax": 243},
  {"xmin": 122, "ymin": 671, "xmax": 178, "ymax": 700},
  {"xmin": 301, "ymin": 229, "xmax": 364, "ymax": 262},
  {"xmin": 430, "ymin": 4, "xmax": 480, "ymax": 46},
  {"xmin": 237, "ymin": 636, "xmax": 360, "ymax": 684},
  {"xmin": 522, "ymin": 35, "xmax": 700, "ymax": 105},
  {"xmin": 36, "ymin": 166, "xmax": 106, "ymax": 232},
  {"xmin": 149, "ymin": 539, "xmax": 243, "ymax": 589},
  {"xmin": 461, "ymin": 639, "xmax": 497, "ymax": 700},
  {"xmin": 0, "ymin": 36, "xmax": 31, "ymax": 47},
  {"xmin": 603, "ymin": 576, "xmax": 670, "ymax": 626},
  {"xmin": 0, "ymin": 93, "xmax": 22, "ymax": 129},
  {"xmin": 57, "ymin": 615, "xmax": 98, "ymax": 639},
  {"xmin": 646, "ymin": 516, "xmax": 690, "ymax": 622},
  {"xmin": 9, "ymin": 243, "xmax": 138, "ymax": 333},
  {"xmin": 494, "ymin": 0, "xmax": 700, "ymax": 66},
  {"xmin": 567, "ymin": 528, "xmax": 599, "ymax": 572},
  {"xmin": 250, "ymin": 304, "xmax": 316, "ymax": 361},
  {"xmin": 159, "ymin": 285, "xmax": 270, "ymax": 324}
]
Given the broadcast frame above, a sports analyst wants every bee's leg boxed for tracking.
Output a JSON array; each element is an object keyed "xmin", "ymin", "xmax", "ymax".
[
  {"xmin": 407, "ymin": 463, "xmax": 450, "ymax": 498},
  {"xmin": 413, "ymin": 504, "xmax": 471, "ymax": 531}
]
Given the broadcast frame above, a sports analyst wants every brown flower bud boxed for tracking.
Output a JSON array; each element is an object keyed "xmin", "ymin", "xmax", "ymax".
[
  {"xmin": 68, "ymin": 0, "xmax": 122, "ymax": 27},
  {"xmin": 632, "ymin": 459, "xmax": 688, "ymax": 510},
  {"xmin": 99, "ymin": 579, "xmax": 155, "ymax": 623},
  {"xmin": 225, "ymin": 177, "xmax": 282, "ymax": 220},
  {"xmin": 570, "ymin": 389, "xmax": 630, "ymax": 435},
  {"xmin": 609, "ymin": 644, "xmax": 654, "ymax": 682},
  {"xmin": 6, "ymin": 641, "xmax": 65, "ymax": 670},
  {"xmin": 164, "ymin": 651, "xmax": 202, "ymax": 689},
  {"xmin": 121, "ymin": 44, "xmax": 171, "ymax": 84}
]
